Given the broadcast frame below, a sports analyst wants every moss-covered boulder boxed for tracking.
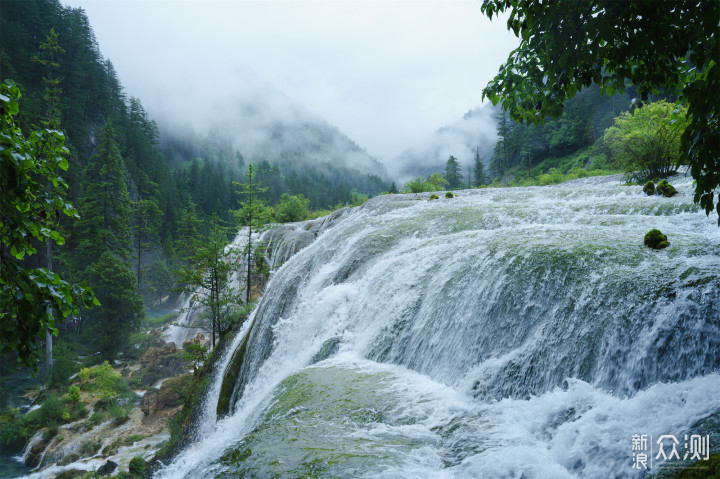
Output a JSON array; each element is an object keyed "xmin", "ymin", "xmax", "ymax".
[
  {"xmin": 428, "ymin": 194, "xmax": 439, "ymax": 201},
  {"xmin": 643, "ymin": 180, "xmax": 655, "ymax": 195},
  {"xmin": 657, "ymin": 179, "xmax": 678, "ymax": 197},
  {"xmin": 644, "ymin": 229, "xmax": 670, "ymax": 249},
  {"xmin": 445, "ymin": 191, "xmax": 455, "ymax": 198},
  {"xmin": 129, "ymin": 456, "xmax": 149, "ymax": 478}
]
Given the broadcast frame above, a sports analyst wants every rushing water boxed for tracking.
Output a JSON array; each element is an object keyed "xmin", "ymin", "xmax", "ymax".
[{"xmin": 158, "ymin": 174, "xmax": 720, "ymax": 478}]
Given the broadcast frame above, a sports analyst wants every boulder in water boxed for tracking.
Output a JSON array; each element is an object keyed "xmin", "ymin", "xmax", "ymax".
[
  {"xmin": 657, "ymin": 179, "xmax": 678, "ymax": 197},
  {"xmin": 97, "ymin": 459, "xmax": 117, "ymax": 476},
  {"xmin": 429, "ymin": 194, "xmax": 439, "ymax": 201},
  {"xmin": 445, "ymin": 191, "xmax": 455, "ymax": 198},
  {"xmin": 644, "ymin": 229, "xmax": 670, "ymax": 249},
  {"xmin": 643, "ymin": 181, "xmax": 655, "ymax": 195}
]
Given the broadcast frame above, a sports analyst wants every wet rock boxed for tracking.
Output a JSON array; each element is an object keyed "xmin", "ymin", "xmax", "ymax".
[
  {"xmin": 157, "ymin": 374, "xmax": 192, "ymax": 410},
  {"xmin": 657, "ymin": 179, "xmax": 678, "ymax": 197},
  {"xmin": 140, "ymin": 342, "xmax": 177, "ymax": 365},
  {"xmin": 643, "ymin": 180, "xmax": 655, "ymax": 195},
  {"xmin": 97, "ymin": 459, "xmax": 117, "ymax": 476},
  {"xmin": 141, "ymin": 388, "xmax": 160, "ymax": 415},
  {"xmin": 644, "ymin": 229, "xmax": 670, "ymax": 249},
  {"xmin": 25, "ymin": 439, "xmax": 48, "ymax": 468}
]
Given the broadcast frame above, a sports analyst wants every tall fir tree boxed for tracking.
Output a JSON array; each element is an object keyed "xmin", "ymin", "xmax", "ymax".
[
  {"xmin": 233, "ymin": 164, "xmax": 271, "ymax": 303},
  {"xmin": 77, "ymin": 121, "xmax": 132, "ymax": 263},
  {"xmin": 473, "ymin": 148, "xmax": 488, "ymax": 187},
  {"xmin": 175, "ymin": 213, "xmax": 238, "ymax": 348},
  {"xmin": 443, "ymin": 155, "xmax": 464, "ymax": 190},
  {"xmin": 490, "ymin": 109, "xmax": 514, "ymax": 178}
]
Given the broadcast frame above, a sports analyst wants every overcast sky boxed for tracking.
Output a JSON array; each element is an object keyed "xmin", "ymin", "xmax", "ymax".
[{"xmin": 61, "ymin": 0, "xmax": 518, "ymax": 162}]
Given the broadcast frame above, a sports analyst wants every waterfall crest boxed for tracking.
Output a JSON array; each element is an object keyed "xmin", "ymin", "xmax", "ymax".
[{"xmin": 160, "ymin": 175, "xmax": 720, "ymax": 478}]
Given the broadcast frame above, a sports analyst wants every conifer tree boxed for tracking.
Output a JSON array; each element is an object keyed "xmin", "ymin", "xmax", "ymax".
[
  {"xmin": 473, "ymin": 148, "xmax": 488, "ymax": 187},
  {"xmin": 83, "ymin": 251, "xmax": 144, "ymax": 359},
  {"xmin": 443, "ymin": 155, "xmax": 464, "ymax": 190},
  {"xmin": 233, "ymin": 164, "xmax": 271, "ymax": 303},
  {"xmin": 175, "ymin": 213, "xmax": 238, "ymax": 347},
  {"xmin": 77, "ymin": 121, "xmax": 132, "ymax": 263}
]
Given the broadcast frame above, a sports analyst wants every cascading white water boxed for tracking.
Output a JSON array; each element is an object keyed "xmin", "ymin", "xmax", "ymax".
[
  {"xmin": 163, "ymin": 207, "xmax": 353, "ymax": 347},
  {"xmin": 158, "ymin": 174, "xmax": 720, "ymax": 478}
]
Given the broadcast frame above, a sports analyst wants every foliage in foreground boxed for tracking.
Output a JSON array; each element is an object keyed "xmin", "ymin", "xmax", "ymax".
[
  {"xmin": 481, "ymin": 0, "xmax": 719, "ymax": 223},
  {"xmin": 0, "ymin": 80, "xmax": 98, "ymax": 370}
]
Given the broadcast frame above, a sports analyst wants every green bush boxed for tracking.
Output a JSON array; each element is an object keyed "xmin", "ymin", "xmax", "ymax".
[
  {"xmin": 86, "ymin": 412, "xmax": 104, "ymax": 429},
  {"xmin": 66, "ymin": 385, "xmax": 81, "ymax": 404},
  {"xmin": 79, "ymin": 439, "xmax": 100, "ymax": 457},
  {"xmin": 128, "ymin": 456, "xmax": 149, "ymax": 478},
  {"xmin": 124, "ymin": 434, "xmax": 144, "ymax": 445},
  {"xmin": 107, "ymin": 400, "xmax": 129, "ymax": 424}
]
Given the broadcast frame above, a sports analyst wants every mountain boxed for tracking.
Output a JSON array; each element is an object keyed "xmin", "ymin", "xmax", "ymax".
[{"xmin": 390, "ymin": 103, "xmax": 498, "ymax": 183}]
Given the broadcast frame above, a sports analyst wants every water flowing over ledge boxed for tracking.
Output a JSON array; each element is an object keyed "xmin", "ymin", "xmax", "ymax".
[{"xmin": 159, "ymin": 175, "xmax": 720, "ymax": 478}]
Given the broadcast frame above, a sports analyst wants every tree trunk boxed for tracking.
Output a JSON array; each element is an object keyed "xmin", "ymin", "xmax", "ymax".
[{"xmin": 46, "ymin": 241, "xmax": 53, "ymax": 375}]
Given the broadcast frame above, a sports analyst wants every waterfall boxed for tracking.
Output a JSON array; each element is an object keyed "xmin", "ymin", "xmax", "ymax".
[
  {"xmin": 158, "ymin": 174, "xmax": 720, "ymax": 478},
  {"xmin": 163, "ymin": 208, "xmax": 354, "ymax": 347}
]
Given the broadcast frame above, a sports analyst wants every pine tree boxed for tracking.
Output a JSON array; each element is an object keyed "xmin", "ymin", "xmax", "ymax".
[
  {"xmin": 77, "ymin": 121, "xmax": 132, "ymax": 262},
  {"xmin": 473, "ymin": 148, "xmax": 488, "ymax": 187},
  {"xmin": 133, "ymin": 195, "xmax": 163, "ymax": 294},
  {"xmin": 443, "ymin": 155, "xmax": 464, "ymax": 190},
  {"xmin": 175, "ymin": 213, "xmax": 238, "ymax": 348},
  {"xmin": 233, "ymin": 164, "xmax": 271, "ymax": 303},
  {"xmin": 83, "ymin": 251, "xmax": 144, "ymax": 360},
  {"xmin": 490, "ymin": 109, "xmax": 514, "ymax": 178}
]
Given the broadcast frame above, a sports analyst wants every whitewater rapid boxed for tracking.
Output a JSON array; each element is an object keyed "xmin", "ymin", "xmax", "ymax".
[{"xmin": 158, "ymin": 174, "xmax": 719, "ymax": 478}]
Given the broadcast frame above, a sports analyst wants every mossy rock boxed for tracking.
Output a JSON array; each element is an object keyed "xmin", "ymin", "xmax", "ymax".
[
  {"xmin": 643, "ymin": 180, "xmax": 655, "ymax": 195},
  {"xmin": 445, "ymin": 191, "xmax": 455, "ymax": 198},
  {"xmin": 428, "ymin": 194, "xmax": 439, "ymax": 201},
  {"xmin": 644, "ymin": 229, "xmax": 670, "ymax": 249},
  {"xmin": 657, "ymin": 179, "xmax": 678, "ymax": 197},
  {"xmin": 129, "ymin": 456, "xmax": 149, "ymax": 478}
]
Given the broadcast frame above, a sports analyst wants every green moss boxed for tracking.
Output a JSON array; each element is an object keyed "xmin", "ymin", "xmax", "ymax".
[
  {"xmin": 429, "ymin": 194, "xmax": 439, "ymax": 200},
  {"xmin": 645, "ymin": 229, "xmax": 670, "ymax": 249},
  {"xmin": 657, "ymin": 179, "xmax": 678, "ymax": 197},
  {"xmin": 643, "ymin": 180, "xmax": 656, "ymax": 195},
  {"xmin": 445, "ymin": 192, "xmax": 455, "ymax": 198}
]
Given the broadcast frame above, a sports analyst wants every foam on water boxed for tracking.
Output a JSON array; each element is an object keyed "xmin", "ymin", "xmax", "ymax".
[{"xmin": 158, "ymin": 174, "xmax": 719, "ymax": 478}]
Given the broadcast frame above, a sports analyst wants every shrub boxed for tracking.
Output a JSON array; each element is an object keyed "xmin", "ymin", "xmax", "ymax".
[
  {"xmin": 79, "ymin": 439, "xmax": 100, "ymax": 457},
  {"xmin": 124, "ymin": 434, "xmax": 144, "ymax": 446},
  {"xmin": 107, "ymin": 401, "xmax": 129, "ymax": 424},
  {"xmin": 66, "ymin": 385, "xmax": 81, "ymax": 404},
  {"xmin": 604, "ymin": 100, "xmax": 689, "ymax": 181},
  {"xmin": 86, "ymin": 412, "xmax": 104, "ymax": 429},
  {"xmin": 43, "ymin": 420, "xmax": 58, "ymax": 440},
  {"xmin": 129, "ymin": 456, "xmax": 149, "ymax": 478}
]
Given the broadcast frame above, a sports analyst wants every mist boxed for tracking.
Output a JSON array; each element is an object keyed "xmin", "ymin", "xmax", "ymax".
[
  {"xmin": 390, "ymin": 104, "xmax": 498, "ymax": 183},
  {"xmin": 62, "ymin": 0, "xmax": 517, "ymax": 178}
]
